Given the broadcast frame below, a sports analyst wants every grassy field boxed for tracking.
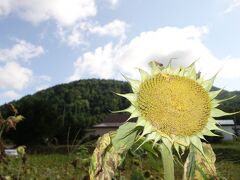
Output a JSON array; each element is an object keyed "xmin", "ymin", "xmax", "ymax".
[
  {"xmin": 213, "ymin": 140, "xmax": 240, "ymax": 180},
  {"xmin": 0, "ymin": 141, "xmax": 240, "ymax": 179},
  {"xmin": 0, "ymin": 154, "xmax": 83, "ymax": 179}
]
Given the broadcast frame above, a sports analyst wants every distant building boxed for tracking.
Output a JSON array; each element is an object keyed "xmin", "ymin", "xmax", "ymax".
[
  {"xmin": 90, "ymin": 115, "xmax": 238, "ymax": 141},
  {"xmin": 217, "ymin": 119, "xmax": 236, "ymax": 141},
  {"xmin": 90, "ymin": 114, "xmax": 135, "ymax": 136},
  {"xmin": 4, "ymin": 149, "xmax": 18, "ymax": 156}
]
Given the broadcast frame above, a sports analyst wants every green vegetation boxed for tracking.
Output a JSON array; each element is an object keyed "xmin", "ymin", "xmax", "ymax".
[
  {"xmin": 0, "ymin": 141, "xmax": 240, "ymax": 179},
  {"xmin": 0, "ymin": 79, "xmax": 131, "ymax": 145},
  {"xmin": 0, "ymin": 103, "xmax": 239, "ymax": 179},
  {"xmin": 0, "ymin": 154, "xmax": 87, "ymax": 179},
  {"xmin": 214, "ymin": 87, "xmax": 240, "ymax": 121}
]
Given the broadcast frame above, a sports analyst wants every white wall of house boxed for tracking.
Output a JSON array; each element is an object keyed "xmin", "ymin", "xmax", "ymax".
[
  {"xmin": 217, "ymin": 120, "xmax": 236, "ymax": 141},
  {"xmin": 220, "ymin": 126, "xmax": 234, "ymax": 141}
]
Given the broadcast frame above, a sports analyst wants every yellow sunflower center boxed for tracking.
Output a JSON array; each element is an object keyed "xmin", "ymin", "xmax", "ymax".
[{"xmin": 137, "ymin": 73, "xmax": 211, "ymax": 136}]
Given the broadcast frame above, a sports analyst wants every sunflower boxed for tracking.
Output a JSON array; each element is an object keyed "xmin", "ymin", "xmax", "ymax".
[
  {"xmin": 89, "ymin": 60, "xmax": 237, "ymax": 180},
  {"xmin": 116, "ymin": 61, "xmax": 236, "ymax": 156}
]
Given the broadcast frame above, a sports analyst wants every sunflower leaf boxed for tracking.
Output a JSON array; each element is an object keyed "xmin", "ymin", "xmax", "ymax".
[
  {"xmin": 112, "ymin": 122, "xmax": 138, "ymax": 150},
  {"xmin": 183, "ymin": 143, "xmax": 218, "ymax": 180},
  {"xmin": 89, "ymin": 132, "xmax": 127, "ymax": 180},
  {"xmin": 131, "ymin": 138, "xmax": 158, "ymax": 157}
]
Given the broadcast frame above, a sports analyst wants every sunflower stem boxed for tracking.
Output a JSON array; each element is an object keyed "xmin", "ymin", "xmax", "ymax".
[{"xmin": 160, "ymin": 143, "xmax": 175, "ymax": 180}]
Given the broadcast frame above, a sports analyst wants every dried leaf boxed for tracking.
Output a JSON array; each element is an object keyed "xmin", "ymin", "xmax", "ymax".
[
  {"xmin": 183, "ymin": 143, "xmax": 218, "ymax": 180},
  {"xmin": 89, "ymin": 132, "xmax": 126, "ymax": 180}
]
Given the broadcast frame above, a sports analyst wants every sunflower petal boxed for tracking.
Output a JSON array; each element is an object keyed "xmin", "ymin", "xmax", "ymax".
[
  {"xmin": 211, "ymin": 108, "xmax": 238, "ymax": 117},
  {"xmin": 136, "ymin": 117, "xmax": 146, "ymax": 127},
  {"xmin": 202, "ymin": 71, "xmax": 220, "ymax": 91},
  {"xmin": 209, "ymin": 88, "xmax": 223, "ymax": 99},
  {"xmin": 148, "ymin": 61, "xmax": 162, "ymax": 75},
  {"xmin": 141, "ymin": 121, "xmax": 153, "ymax": 136},
  {"xmin": 152, "ymin": 134, "xmax": 161, "ymax": 147},
  {"xmin": 162, "ymin": 137, "xmax": 173, "ymax": 153},
  {"xmin": 144, "ymin": 132, "xmax": 159, "ymax": 145},
  {"xmin": 127, "ymin": 109, "xmax": 140, "ymax": 120},
  {"xmin": 111, "ymin": 105, "xmax": 136, "ymax": 114},
  {"xmin": 202, "ymin": 128, "xmax": 219, "ymax": 137},
  {"xmin": 190, "ymin": 136, "xmax": 204, "ymax": 155},
  {"xmin": 183, "ymin": 137, "xmax": 191, "ymax": 147},
  {"xmin": 174, "ymin": 143, "xmax": 181, "ymax": 157},
  {"xmin": 206, "ymin": 122, "xmax": 221, "ymax": 131},
  {"xmin": 172, "ymin": 67, "xmax": 181, "ymax": 75},
  {"xmin": 115, "ymin": 93, "xmax": 137, "ymax": 104},
  {"xmin": 122, "ymin": 75, "xmax": 141, "ymax": 93},
  {"xmin": 138, "ymin": 68, "xmax": 150, "ymax": 81},
  {"xmin": 184, "ymin": 62, "xmax": 197, "ymax": 80},
  {"xmin": 211, "ymin": 100, "xmax": 220, "ymax": 108},
  {"xmin": 216, "ymin": 95, "xmax": 236, "ymax": 103},
  {"xmin": 197, "ymin": 133, "xmax": 207, "ymax": 141},
  {"xmin": 208, "ymin": 117, "xmax": 218, "ymax": 124}
]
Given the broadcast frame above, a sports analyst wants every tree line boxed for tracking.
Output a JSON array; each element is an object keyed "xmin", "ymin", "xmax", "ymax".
[{"xmin": 0, "ymin": 79, "xmax": 239, "ymax": 145}]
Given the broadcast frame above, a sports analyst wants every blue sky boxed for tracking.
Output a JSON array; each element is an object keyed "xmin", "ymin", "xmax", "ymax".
[{"xmin": 0, "ymin": 0, "xmax": 240, "ymax": 104}]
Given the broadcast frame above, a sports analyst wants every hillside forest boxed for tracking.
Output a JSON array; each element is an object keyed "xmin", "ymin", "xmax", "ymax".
[{"xmin": 0, "ymin": 79, "xmax": 239, "ymax": 145}]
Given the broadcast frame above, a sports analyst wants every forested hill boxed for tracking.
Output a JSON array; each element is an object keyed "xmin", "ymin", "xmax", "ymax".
[
  {"xmin": 1, "ymin": 79, "xmax": 131, "ymax": 144},
  {"xmin": 0, "ymin": 79, "xmax": 239, "ymax": 145}
]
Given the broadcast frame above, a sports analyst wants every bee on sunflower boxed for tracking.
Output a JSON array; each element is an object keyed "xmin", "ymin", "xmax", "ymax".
[
  {"xmin": 90, "ymin": 60, "xmax": 237, "ymax": 180},
  {"xmin": 118, "ymin": 61, "xmax": 236, "ymax": 146}
]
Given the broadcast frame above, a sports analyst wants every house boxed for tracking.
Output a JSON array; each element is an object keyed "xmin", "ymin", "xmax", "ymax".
[
  {"xmin": 4, "ymin": 149, "xmax": 18, "ymax": 156},
  {"xmin": 91, "ymin": 115, "xmax": 238, "ymax": 141},
  {"xmin": 91, "ymin": 114, "xmax": 135, "ymax": 136},
  {"xmin": 217, "ymin": 119, "xmax": 238, "ymax": 141}
]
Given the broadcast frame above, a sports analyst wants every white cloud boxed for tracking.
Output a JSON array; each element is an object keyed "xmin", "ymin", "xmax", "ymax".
[
  {"xmin": 0, "ymin": 0, "xmax": 126, "ymax": 48},
  {"xmin": 0, "ymin": 38, "xmax": 47, "ymax": 100},
  {"xmin": 38, "ymin": 75, "xmax": 51, "ymax": 82},
  {"xmin": 69, "ymin": 26, "xmax": 210, "ymax": 80},
  {"xmin": 0, "ymin": 90, "xmax": 19, "ymax": 99},
  {"xmin": 224, "ymin": 0, "xmax": 240, "ymax": 14},
  {"xmin": 57, "ymin": 19, "xmax": 128, "ymax": 47},
  {"xmin": 57, "ymin": 25, "xmax": 88, "ymax": 47},
  {"xmin": 0, "ymin": 39, "xmax": 46, "ymax": 102},
  {"xmin": 89, "ymin": 20, "xmax": 128, "ymax": 38},
  {"xmin": 35, "ymin": 85, "xmax": 50, "ymax": 91},
  {"xmin": 69, "ymin": 43, "xmax": 116, "ymax": 81},
  {"xmin": 34, "ymin": 75, "xmax": 51, "ymax": 91},
  {"xmin": 0, "ymin": 0, "xmax": 97, "ymax": 26},
  {"xmin": 0, "ymin": 0, "xmax": 12, "ymax": 16},
  {"xmin": 68, "ymin": 26, "xmax": 240, "ymax": 90},
  {"xmin": 0, "ymin": 62, "xmax": 32, "ymax": 90},
  {"xmin": 0, "ymin": 40, "xmax": 44, "ymax": 62},
  {"xmin": 67, "ymin": 29, "xmax": 85, "ymax": 47}
]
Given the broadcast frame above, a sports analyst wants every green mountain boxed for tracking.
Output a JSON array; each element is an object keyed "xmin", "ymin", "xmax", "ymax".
[
  {"xmin": 0, "ymin": 79, "xmax": 239, "ymax": 145},
  {"xmin": 1, "ymin": 79, "xmax": 131, "ymax": 144}
]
